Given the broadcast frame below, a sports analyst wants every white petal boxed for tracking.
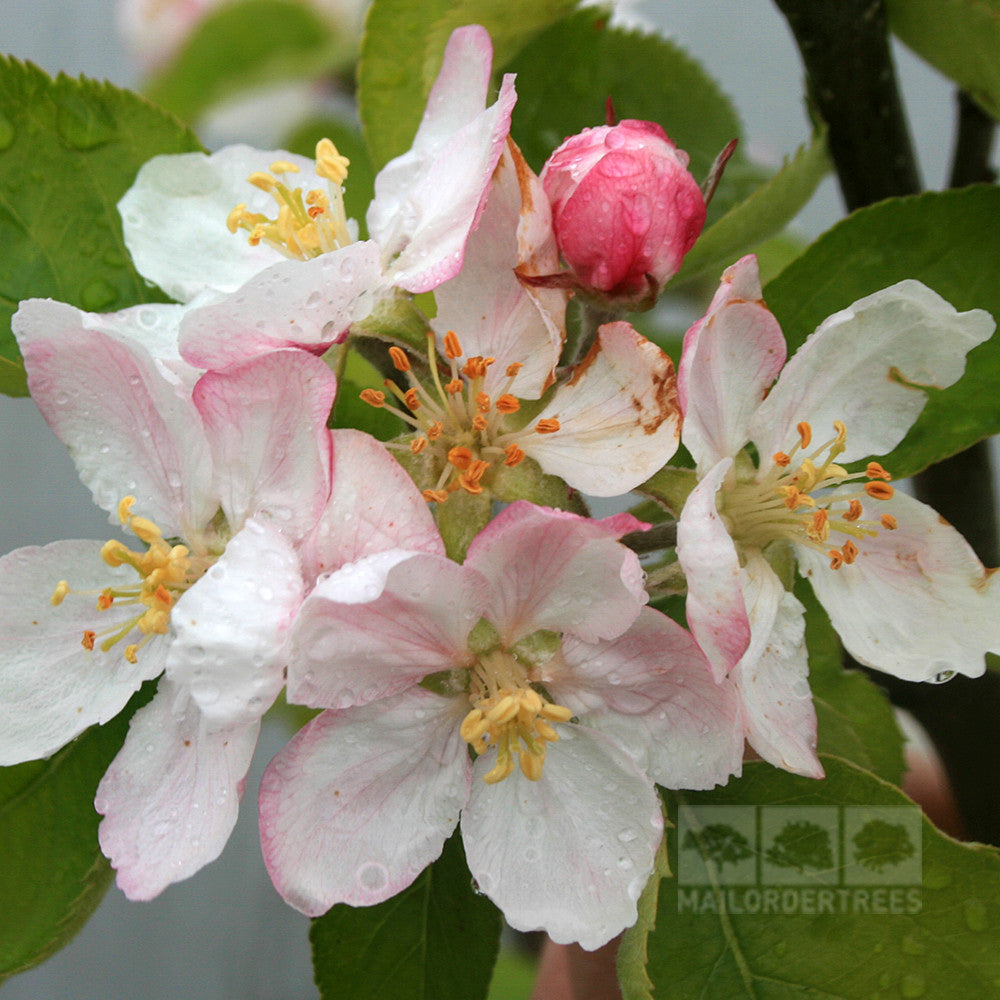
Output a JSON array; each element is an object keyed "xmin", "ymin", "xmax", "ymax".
[
  {"xmin": 286, "ymin": 550, "xmax": 487, "ymax": 709},
  {"xmin": 733, "ymin": 552, "xmax": 822, "ymax": 778},
  {"xmin": 676, "ymin": 458, "xmax": 751, "ymax": 681},
  {"xmin": 258, "ymin": 689, "xmax": 470, "ymax": 915},
  {"xmin": 301, "ymin": 428, "xmax": 444, "ymax": 579},
  {"xmin": 165, "ymin": 519, "xmax": 303, "ymax": 729},
  {"xmin": 465, "ymin": 501, "xmax": 647, "ymax": 645},
  {"xmin": 678, "ymin": 255, "xmax": 785, "ymax": 472},
  {"xmin": 525, "ymin": 323, "xmax": 681, "ymax": 496},
  {"xmin": 0, "ymin": 541, "xmax": 168, "ymax": 765},
  {"xmin": 96, "ymin": 680, "xmax": 258, "ymax": 900},
  {"xmin": 798, "ymin": 491, "xmax": 1000, "ymax": 681},
  {"xmin": 462, "ymin": 725, "xmax": 662, "ymax": 951},
  {"xmin": 751, "ymin": 280, "xmax": 996, "ymax": 464},
  {"xmin": 551, "ymin": 608, "xmax": 744, "ymax": 790},
  {"xmin": 119, "ymin": 145, "xmax": 324, "ymax": 302}
]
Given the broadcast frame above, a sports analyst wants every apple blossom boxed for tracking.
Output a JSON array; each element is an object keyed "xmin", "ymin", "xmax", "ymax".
[
  {"xmin": 539, "ymin": 119, "xmax": 706, "ymax": 307},
  {"xmin": 116, "ymin": 25, "xmax": 516, "ymax": 368},
  {"xmin": 361, "ymin": 141, "xmax": 683, "ymax": 500},
  {"xmin": 0, "ymin": 296, "xmax": 438, "ymax": 899},
  {"xmin": 675, "ymin": 254, "xmax": 999, "ymax": 777},
  {"xmin": 258, "ymin": 502, "xmax": 742, "ymax": 950}
]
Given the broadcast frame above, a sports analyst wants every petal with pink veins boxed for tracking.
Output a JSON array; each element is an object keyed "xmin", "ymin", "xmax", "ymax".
[
  {"xmin": 524, "ymin": 323, "xmax": 681, "ymax": 496},
  {"xmin": 96, "ymin": 679, "xmax": 258, "ymax": 900},
  {"xmin": 462, "ymin": 724, "xmax": 662, "ymax": 951},
  {"xmin": 258, "ymin": 688, "xmax": 470, "ymax": 915}
]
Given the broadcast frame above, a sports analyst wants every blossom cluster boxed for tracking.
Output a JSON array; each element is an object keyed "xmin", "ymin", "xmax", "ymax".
[{"xmin": 2, "ymin": 25, "xmax": 999, "ymax": 951}]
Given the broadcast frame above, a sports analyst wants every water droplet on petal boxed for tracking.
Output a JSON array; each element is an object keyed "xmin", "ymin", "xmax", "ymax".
[{"xmin": 356, "ymin": 861, "xmax": 388, "ymax": 892}]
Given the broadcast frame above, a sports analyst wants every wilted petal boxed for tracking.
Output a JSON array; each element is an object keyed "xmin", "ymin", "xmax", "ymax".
[
  {"xmin": 525, "ymin": 322, "xmax": 680, "ymax": 496},
  {"xmin": 259, "ymin": 689, "xmax": 470, "ymax": 915},
  {"xmin": 462, "ymin": 725, "xmax": 662, "ymax": 951},
  {"xmin": 798, "ymin": 491, "xmax": 1000, "ymax": 681},
  {"xmin": 96, "ymin": 680, "xmax": 258, "ymax": 900}
]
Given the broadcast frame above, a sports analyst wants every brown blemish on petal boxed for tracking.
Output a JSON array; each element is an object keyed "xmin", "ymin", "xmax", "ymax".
[{"xmin": 635, "ymin": 354, "xmax": 680, "ymax": 435}]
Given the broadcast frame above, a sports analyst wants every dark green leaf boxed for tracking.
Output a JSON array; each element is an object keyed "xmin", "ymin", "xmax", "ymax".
[
  {"xmin": 764, "ymin": 187, "xmax": 1000, "ymax": 478},
  {"xmin": 311, "ymin": 830, "xmax": 503, "ymax": 1000},
  {"xmin": 625, "ymin": 756, "xmax": 1000, "ymax": 1000},
  {"xmin": 0, "ymin": 59, "xmax": 201, "ymax": 396},
  {"xmin": 144, "ymin": 0, "xmax": 347, "ymax": 124}
]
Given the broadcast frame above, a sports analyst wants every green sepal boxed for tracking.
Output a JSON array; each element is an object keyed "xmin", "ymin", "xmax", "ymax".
[
  {"xmin": 436, "ymin": 490, "xmax": 492, "ymax": 563},
  {"xmin": 637, "ymin": 466, "xmax": 698, "ymax": 518}
]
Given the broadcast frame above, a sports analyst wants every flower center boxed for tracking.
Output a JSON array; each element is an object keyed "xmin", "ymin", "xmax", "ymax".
[
  {"xmin": 226, "ymin": 139, "xmax": 353, "ymax": 261},
  {"xmin": 722, "ymin": 420, "xmax": 898, "ymax": 569},
  {"xmin": 458, "ymin": 647, "xmax": 573, "ymax": 784},
  {"xmin": 51, "ymin": 496, "xmax": 211, "ymax": 663},
  {"xmin": 360, "ymin": 331, "xmax": 561, "ymax": 502}
]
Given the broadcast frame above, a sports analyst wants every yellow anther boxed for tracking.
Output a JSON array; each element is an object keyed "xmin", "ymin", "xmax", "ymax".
[
  {"xmin": 100, "ymin": 539, "xmax": 128, "ymax": 568},
  {"xmin": 506, "ymin": 362, "xmax": 523, "ymax": 378},
  {"xmin": 460, "ymin": 709, "xmax": 489, "ymax": 743},
  {"xmin": 118, "ymin": 496, "xmax": 137, "ymax": 524},
  {"xmin": 472, "ymin": 415, "xmax": 488, "ymax": 431},
  {"xmin": 315, "ymin": 139, "xmax": 349, "ymax": 185},
  {"xmin": 519, "ymin": 688, "xmax": 543, "ymax": 714},
  {"xmin": 797, "ymin": 422, "xmax": 812, "ymax": 449},
  {"xmin": 828, "ymin": 549, "xmax": 844, "ymax": 570},
  {"xmin": 97, "ymin": 589, "xmax": 114, "ymax": 610},
  {"xmin": 82, "ymin": 630, "xmax": 96, "ymax": 651},
  {"xmin": 269, "ymin": 160, "xmax": 300, "ymax": 175},
  {"xmin": 448, "ymin": 447, "xmax": 474, "ymax": 470},
  {"xmin": 880, "ymin": 513, "xmax": 898, "ymax": 530},
  {"xmin": 483, "ymin": 752, "xmax": 516, "ymax": 784},
  {"xmin": 772, "ymin": 451, "xmax": 791, "ymax": 468},
  {"xmin": 475, "ymin": 391, "xmax": 490, "ymax": 413},
  {"xmin": 841, "ymin": 539, "xmax": 859, "ymax": 564},
  {"xmin": 427, "ymin": 422, "xmax": 443, "ymax": 440},
  {"xmin": 410, "ymin": 437, "xmax": 429, "ymax": 454},
  {"xmin": 535, "ymin": 719, "xmax": 559, "ymax": 742},
  {"xmin": 51, "ymin": 580, "xmax": 69, "ymax": 606},
  {"xmin": 423, "ymin": 489, "xmax": 450, "ymax": 503},
  {"xmin": 504, "ymin": 444, "xmax": 525, "ymax": 467},
  {"xmin": 445, "ymin": 378, "xmax": 463, "ymax": 395},
  {"xmin": 460, "ymin": 461, "xmax": 490, "ymax": 494},
  {"xmin": 360, "ymin": 388, "xmax": 386, "ymax": 408},
  {"xmin": 129, "ymin": 516, "xmax": 162, "ymax": 544},
  {"xmin": 248, "ymin": 171, "xmax": 278, "ymax": 191},
  {"xmin": 403, "ymin": 388, "xmax": 421, "ymax": 410},
  {"xmin": 807, "ymin": 509, "xmax": 829, "ymax": 542},
  {"xmin": 443, "ymin": 331, "xmax": 463, "ymax": 360},
  {"xmin": 866, "ymin": 462, "xmax": 892, "ymax": 481},
  {"xmin": 541, "ymin": 703, "xmax": 573, "ymax": 722},
  {"xmin": 519, "ymin": 750, "xmax": 545, "ymax": 781},
  {"xmin": 389, "ymin": 346, "xmax": 411, "ymax": 372},
  {"xmin": 125, "ymin": 644, "xmax": 139, "ymax": 664},
  {"xmin": 833, "ymin": 420, "xmax": 847, "ymax": 446},
  {"xmin": 226, "ymin": 204, "xmax": 247, "ymax": 233},
  {"xmin": 843, "ymin": 499, "xmax": 863, "ymax": 522},
  {"xmin": 797, "ymin": 458, "xmax": 818, "ymax": 491},
  {"xmin": 535, "ymin": 418, "xmax": 561, "ymax": 434},
  {"xmin": 495, "ymin": 394, "xmax": 520, "ymax": 413},
  {"xmin": 865, "ymin": 482, "xmax": 894, "ymax": 500}
]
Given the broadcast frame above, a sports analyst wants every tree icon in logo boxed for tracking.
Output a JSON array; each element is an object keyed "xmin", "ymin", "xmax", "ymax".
[
  {"xmin": 765, "ymin": 820, "xmax": 834, "ymax": 873},
  {"xmin": 852, "ymin": 818, "xmax": 916, "ymax": 872},
  {"xmin": 682, "ymin": 823, "xmax": 754, "ymax": 870}
]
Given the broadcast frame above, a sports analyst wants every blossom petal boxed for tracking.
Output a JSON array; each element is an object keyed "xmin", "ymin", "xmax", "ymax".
[
  {"xmin": 797, "ymin": 491, "xmax": 1000, "ymax": 681},
  {"xmin": 676, "ymin": 458, "xmax": 751, "ymax": 681},
  {"xmin": 96, "ymin": 680, "xmax": 258, "ymax": 900},
  {"xmin": 751, "ymin": 280, "xmax": 996, "ymax": 464},
  {"xmin": 302, "ymin": 428, "xmax": 444, "ymax": 578},
  {"xmin": 367, "ymin": 26, "xmax": 516, "ymax": 293},
  {"xmin": 259, "ymin": 688, "xmax": 470, "ymax": 915},
  {"xmin": 733, "ymin": 552, "xmax": 822, "ymax": 778},
  {"xmin": 14, "ymin": 299, "xmax": 215, "ymax": 537},
  {"xmin": 165, "ymin": 518, "xmax": 304, "ymax": 729},
  {"xmin": 178, "ymin": 243, "xmax": 382, "ymax": 369},
  {"xmin": 464, "ymin": 501, "xmax": 647, "ymax": 645},
  {"xmin": 119, "ymin": 145, "xmax": 323, "ymax": 302},
  {"xmin": 550, "ymin": 608, "xmax": 744, "ymax": 790},
  {"xmin": 0, "ymin": 540, "xmax": 168, "ymax": 765},
  {"xmin": 462, "ymin": 725, "xmax": 662, "ymax": 951},
  {"xmin": 286, "ymin": 550, "xmax": 487, "ymax": 708},
  {"xmin": 525, "ymin": 322, "xmax": 681, "ymax": 495},
  {"xmin": 678, "ymin": 255, "xmax": 785, "ymax": 471},
  {"xmin": 432, "ymin": 140, "xmax": 564, "ymax": 400},
  {"xmin": 192, "ymin": 350, "xmax": 335, "ymax": 538}
]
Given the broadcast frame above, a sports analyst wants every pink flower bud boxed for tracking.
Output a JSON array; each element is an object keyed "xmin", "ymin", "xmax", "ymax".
[{"xmin": 541, "ymin": 120, "xmax": 707, "ymax": 307}]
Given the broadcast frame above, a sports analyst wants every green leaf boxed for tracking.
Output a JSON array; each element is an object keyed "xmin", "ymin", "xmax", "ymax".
[
  {"xmin": 310, "ymin": 831, "xmax": 503, "ymax": 1000},
  {"xmin": 505, "ymin": 11, "xmax": 745, "ymax": 210},
  {"xmin": 801, "ymin": 581, "xmax": 907, "ymax": 786},
  {"xmin": 674, "ymin": 128, "xmax": 830, "ymax": 288},
  {"xmin": 144, "ymin": 0, "xmax": 346, "ymax": 124},
  {"xmin": 634, "ymin": 756, "xmax": 1000, "ymax": 1000},
  {"xmin": 0, "ymin": 59, "xmax": 201, "ymax": 396},
  {"xmin": 0, "ymin": 685, "xmax": 151, "ymax": 983},
  {"xmin": 764, "ymin": 187, "xmax": 1000, "ymax": 479},
  {"xmin": 358, "ymin": 0, "xmax": 575, "ymax": 171},
  {"xmin": 886, "ymin": 0, "xmax": 1000, "ymax": 120},
  {"xmin": 617, "ymin": 835, "xmax": 670, "ymax": 1000}
]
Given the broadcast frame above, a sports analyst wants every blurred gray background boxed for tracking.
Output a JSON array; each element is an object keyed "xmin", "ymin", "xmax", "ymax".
[{"xmin": 0, "ymin": 1, "xmax": 973, "ymax": 997}]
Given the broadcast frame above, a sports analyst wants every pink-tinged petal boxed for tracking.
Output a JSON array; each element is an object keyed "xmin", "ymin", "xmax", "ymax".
[
  {"xmin": 465, "ymin": 502, "xmax": 647, "ymax": 646},
  {"xmin": 368, "ymin": 28, "xmax": 516, "ymax": 293},
  {"xmin": 462, "ymin": 725, "xmax": 662, "ymax": 951},
  {"xmin": 165, "ymin": 519, "xmax": 303, "ymax": 729},
  {"xmin": 302, "ymin": 429, "xmax": 444, "ymax": 579},
  {"xmin": 96, "ymin": 680, "xmax": 258, "ymax": 900},
  {"xmin": 193, "ymin": 350, "xmax": 334, "ymax": 537},
  {"xmin": 179, "ymin": 243, "xmax": 382, "ymax": 369},
  {"xmin": 119, "ymin": 145, "xmax": 325, "ymax": 302},
  {"xmin": 678, "ymin": 255, "xmax": 785, "ymax": 472},
  {"xmin": 732, "ymin": 552, "xmax": 822, "ymax": 778},
  {"xmin": 14, "ymin": 300, "xmax": 215, "ymax": 538},
  {"xmin": 286, "ymin": 550, "xmax": 487, "ymax": 708},
  {"xmin": 676, "ymin": 458, "xmax": 751, "ymax": 681},
  {"xmin": 550, "ymin": 608, "xmax": 744, "ymax": 790},
  {"xmin": 432, "ymin": 141, "xmax": 564, "ymax": 400},
  {"xmin": 259, "ymin": 688, "xmax": 470, "ymax": 915},
  {"xmin": 524, "ymin": 322, "xmax": 680, "ymax": 495},
  {"xmin": 0, "ymin": 540, "xmax": 168, "ymax": 765},
  {"xmin": 797, "ymin": 491, "xmax": 1000, "ymax": 681},
  {"xmin": 751, "ymin": 280, "xmax": 996, "ymax": 464}
]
